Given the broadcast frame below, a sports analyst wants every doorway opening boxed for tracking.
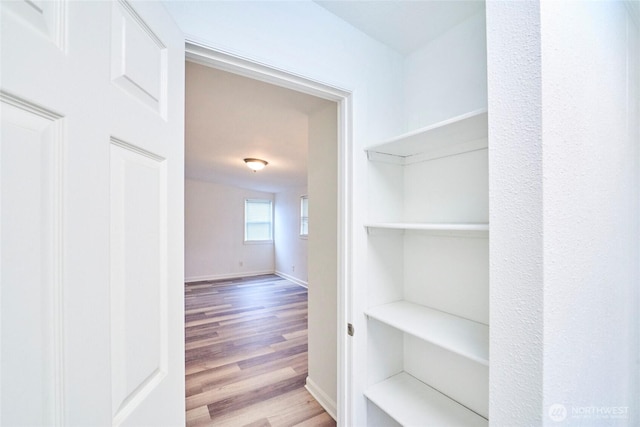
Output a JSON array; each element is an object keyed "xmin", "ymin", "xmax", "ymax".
[{"xmin": 182, "ymin": 42, "xmax": 351, "ymax": 426}]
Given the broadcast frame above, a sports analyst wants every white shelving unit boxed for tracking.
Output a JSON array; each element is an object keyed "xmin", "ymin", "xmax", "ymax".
[
  {"xmin": 366, "ymin": 109, "xmax": 488, "ymax": 164},
  {"xmin": 365, "ymin": 373, "xmax": 487, "ymax": 427},
  {"xmin": 365, "ymin": 301, "xmax": 489, "ymax": 366},
  {"xmin": 365, "ymin": 222, "xmax": 489, "ymax": 233},
  {"xmin": 364, "ymin": 108, "xmax": 489, "ymax": 424}
]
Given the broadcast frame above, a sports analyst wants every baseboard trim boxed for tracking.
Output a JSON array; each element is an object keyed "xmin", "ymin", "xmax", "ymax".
[
  {"xmin": 305, "ymin": 376, "xmax": 337, "ymax": 421},
  {"xmin": 275, "ymin": 271, "xmax": 308, "ymax": 288},
  {"xmin": 185, "ymin": 270, "xmax": 275, "ymax": 283}
]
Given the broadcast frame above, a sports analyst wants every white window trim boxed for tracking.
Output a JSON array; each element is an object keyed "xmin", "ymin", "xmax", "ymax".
[
  {"xmin": 244, "ymin": 198, "xmax": 274, "ymax": 244},
  {"xmin": 300, "ymin": 194, "xmax": 308, "ymax": 239}
]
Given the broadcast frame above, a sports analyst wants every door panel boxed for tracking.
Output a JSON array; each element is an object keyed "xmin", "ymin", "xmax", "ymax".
[
  {"xmin": 0, "ymin": 1, "xmax": 185, "ymax": 425},
  {"xmin": 1, "ymin": 94, "xmax": 64, "ymax": 427},
  {"xmin": 110, "ymin": 0, "xmax": 167, "ymax": 115},
  {"xmin": 108, "ymin": 2, "xmax": 186, "ymax": 422},
  {"xmin": 110, "ymin": 139, "xmax": 168, "ymax": 426},
  {"xmin": 1, "ymin": 0, "xmax": 65, "ymax": 49}
]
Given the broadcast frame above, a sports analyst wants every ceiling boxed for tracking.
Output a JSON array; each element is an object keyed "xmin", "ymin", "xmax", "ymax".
[
  {"xmin": 314, "ymin": 0, "xmax": 485, "ymax": 55},
  {"xmin": 185, "ymin": 1, "xmax": 485, "ymax": 193},
  {"xmin": 185, "ymin": 61, "xmax": 332, "ymax": 193}
]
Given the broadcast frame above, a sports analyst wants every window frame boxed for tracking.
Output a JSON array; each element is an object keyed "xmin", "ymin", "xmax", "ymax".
[
  {"xmin": 244, "ymin": 198, "xmax": 274, "ymax": 244},
  {"xmin": 300, "ymin": 195, "xmax": 308, "ymax": 238}
]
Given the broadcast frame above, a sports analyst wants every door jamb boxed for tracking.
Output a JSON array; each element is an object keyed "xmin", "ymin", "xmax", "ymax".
[{"xmin": 183, "ymin": 37, "xmax": 353, "ymax": 425}]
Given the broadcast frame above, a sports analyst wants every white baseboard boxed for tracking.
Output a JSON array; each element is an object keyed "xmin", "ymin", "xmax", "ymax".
[
  {"xmin": 185, "ymin": 270, "xmax": 275, "ymax": 283},
  {"xmin": 275, "ymin": 271, "xmax": 308, "ymax": 288},
  {"xmin": 305, "ymin": 376, "xmax": 336, "ymax": 421}
]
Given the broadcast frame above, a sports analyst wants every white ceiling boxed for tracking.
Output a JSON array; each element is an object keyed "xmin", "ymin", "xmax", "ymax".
[
  {"xmin": 185, "ymin": 62, "xmax": 332, "ymax": 193},
  {"xmin": 314, "ymin": 0, "xmax": 485, "ymax": 55},
  {"xmin": 185, "ymin": 1, "xmax": 485, "ymax": 193}
]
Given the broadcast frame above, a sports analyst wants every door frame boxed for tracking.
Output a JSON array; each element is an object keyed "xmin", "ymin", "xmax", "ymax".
[{"xmin": 183, "ymin": 37, "xmax": 353, "ymax": 425}]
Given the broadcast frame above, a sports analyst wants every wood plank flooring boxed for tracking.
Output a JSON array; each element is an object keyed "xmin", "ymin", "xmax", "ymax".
[{"xmin": 185, "ymin": 274, "xmax": 336, "ymax": 427}]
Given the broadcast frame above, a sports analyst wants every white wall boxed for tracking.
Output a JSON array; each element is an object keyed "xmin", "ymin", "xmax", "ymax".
[
  {"xmin": 274, "ymin": 187, "xmax": 308, "ymax": 287},
  {"xmin": 541, "ymin": 2, "xmax": 639, "ymax": 425},
  {"xmin": 164, "ymin": 2, "xmax": 405, "ymax": 424},
  {"xmin": 307, "ymin": 103, "xmax": 338, "ymax": 417},
  {"xmin": 486, "ymin": 2, "xmax": 544, "ymax": 424},
  {"xmin": 487, "ymin": 1, "xmax": 640, "ymax": 425},
  {"xmin": 403, "ymin": 8, "xmax": 487, "ymax": 130},
  {"xmin": 184, "ymin": 179, "xmax": 275, "ymax": 282}
]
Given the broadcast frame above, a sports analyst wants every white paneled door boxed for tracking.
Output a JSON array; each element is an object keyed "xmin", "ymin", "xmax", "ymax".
[{"xmin": 1, "ymin": 1, "xmax": 185, "ymax": 426}]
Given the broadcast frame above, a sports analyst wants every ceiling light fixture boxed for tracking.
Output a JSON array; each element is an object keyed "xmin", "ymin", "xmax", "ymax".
[{"xmin": 244, "ymin": 158, "xmax": 268, "ymax": 172}]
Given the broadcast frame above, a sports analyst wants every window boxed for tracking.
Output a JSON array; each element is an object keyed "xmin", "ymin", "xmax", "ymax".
[
  {"xmin": 244, "ymin": 199, "xmax": 273, "ymax": 242},
  {"xmin": 300, "ymin": 195, "xmax": 308, "ymax": 237}
]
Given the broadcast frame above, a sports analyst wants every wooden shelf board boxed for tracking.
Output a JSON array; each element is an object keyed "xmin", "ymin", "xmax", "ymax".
[
  {"xmin": 365, "ymin": 372, "xmax": 488, "ymax": 427},
  {"xmin": 365, "ymin": 300, "xmax": 489, "ymax": 365},
  {"xmin": 365, "ymin": 109, "xmax": 488, "ymax": 158}
]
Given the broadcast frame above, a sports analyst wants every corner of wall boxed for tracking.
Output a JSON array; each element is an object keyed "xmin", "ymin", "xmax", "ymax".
[
  {"xmin": 305, "ymin": 376, "xmax": 337, "ymax": 421},
  {"xmin": 403, "ymin": 8, "xmax": 488, "ymax": 130}
]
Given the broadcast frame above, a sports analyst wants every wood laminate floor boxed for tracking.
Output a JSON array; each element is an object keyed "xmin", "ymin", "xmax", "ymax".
[{"xmin": 185, "ymin": 274, "xmax": 336, "ymax": 427}]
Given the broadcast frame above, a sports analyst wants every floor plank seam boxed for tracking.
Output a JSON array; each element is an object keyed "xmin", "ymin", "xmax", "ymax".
[{"xmin": 185, "ymin": 274, "xmax": 335, "ymax": 427}]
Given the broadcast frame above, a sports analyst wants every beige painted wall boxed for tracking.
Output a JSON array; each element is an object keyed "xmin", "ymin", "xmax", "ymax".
[
  {"xmin": 184, "ymin": 179, "xmax": 275, "ymax": 282},
  {"xmin": 274, "ymin": 187, "xmax": 309, "ymax": 286},
  {"xmin": 307, "ymin": 102, "xmax": 338, "ymax": 414}
]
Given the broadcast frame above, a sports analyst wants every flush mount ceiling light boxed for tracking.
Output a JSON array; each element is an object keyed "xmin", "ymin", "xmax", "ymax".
[{"xmin": 244, "ymin": 158, "xmax": 268, "ymax": 172}]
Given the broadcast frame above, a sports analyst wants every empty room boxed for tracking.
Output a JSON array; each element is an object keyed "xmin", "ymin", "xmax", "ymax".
[{"xmin": 183, "ymin": 62, "xmax": 338, "ymax": 426}]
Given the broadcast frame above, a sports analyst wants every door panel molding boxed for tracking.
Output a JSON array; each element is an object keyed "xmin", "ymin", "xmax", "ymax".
[
  {"xmin": 111, "ymin": 0, "xmax": 167, "ymax": 118},
  {"xmin": 1, "ymin": 0, "xmax": 66, "ymax": 51},
  {"xmin": 109, "ymin": 137, "xmax": 168, "ymax": 426},
  {"xmin": 1, "ymin": 90, "xmax": 65, "ymax": 426}
]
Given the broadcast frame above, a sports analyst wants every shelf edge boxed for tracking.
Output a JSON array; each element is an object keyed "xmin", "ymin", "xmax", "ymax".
[
  {"xmin": 364, "ymin": 223, "xmax": 489, "ymax": 232},
  {"xmin": 364, "ymin": 372, "xmax": 488, "ymax": 426},
  {"xmin": 364, "ymin": 109, "xmax": 488, "ymax": 157},
  {"xmin": 365, "ymin": 301, "xmax": 490, "ymax": 366}
]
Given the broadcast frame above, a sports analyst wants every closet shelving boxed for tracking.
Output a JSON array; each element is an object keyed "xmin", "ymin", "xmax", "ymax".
[
  {"xmin": 364, "ymin": 222, "xmax": 488, "ymax": 233},
  {"xmin": 364, "ymin": 108, "xmax": 489, "ymax": 426},
  {"xmin": 364, "ymin": 372, "xmax": 487, "ymax": 427},
  {"xmin": 365, "ymin": 301, "xmax": 489, "ymax": 366},
  {"xmin": 366, "ymin": 109, "xmax": 488, "ymax": 162}
]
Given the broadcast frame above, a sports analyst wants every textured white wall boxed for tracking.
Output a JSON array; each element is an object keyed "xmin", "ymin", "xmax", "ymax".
[
  {"xmin": 488, "ymin": 1, "xmax": 640, "ymax": 425},
  {"xmin": 164, "ymin": 2, "xmax": 405, "ymax": 423},
  {"xmin": 404, "ymin": 8, "xmax": 487, "ymax": 130},
  {"xmin": 274, "ymin": 187, "xmax": 308, "ymax": 286},
  {"xmin": 541, "ymin": 2, "xmax": 639, "ymax": 425},
  {"xmin": 486, "ymin": 1, "xmax": 544, "ymax": 424},
  {"xmin": 184, "ymin": 179, "xmax": 275, "ymax": 281}
]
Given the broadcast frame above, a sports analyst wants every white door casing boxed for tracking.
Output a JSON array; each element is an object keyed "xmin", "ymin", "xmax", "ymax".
[
  {"xmin": 0, "ymin": 1, "xmax": 185, "ymax": 426},
  {"xmin": 184, "ymin": 42, "xmax": 353, "ymax": 426}
]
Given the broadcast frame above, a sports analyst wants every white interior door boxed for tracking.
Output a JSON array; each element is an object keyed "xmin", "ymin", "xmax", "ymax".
[{"xmin": 0, "ymin": 1, "xmax": 185, "ymax": 425}]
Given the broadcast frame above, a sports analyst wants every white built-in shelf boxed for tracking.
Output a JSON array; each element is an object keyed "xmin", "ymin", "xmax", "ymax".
[
  {"xmin": 365, "ymin": 300, "xmax": 489, "ymax": 366},
  {"xmin": 365, "ymin": 222, "xmax": 489, "ymax": 233},
  {"xmin": 365, "ymin": 109, "xmax": 488, "ymax": 162},
  {"xmin": 365, "ymin": 372, "xmax": 488, "ymax": 427}
]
